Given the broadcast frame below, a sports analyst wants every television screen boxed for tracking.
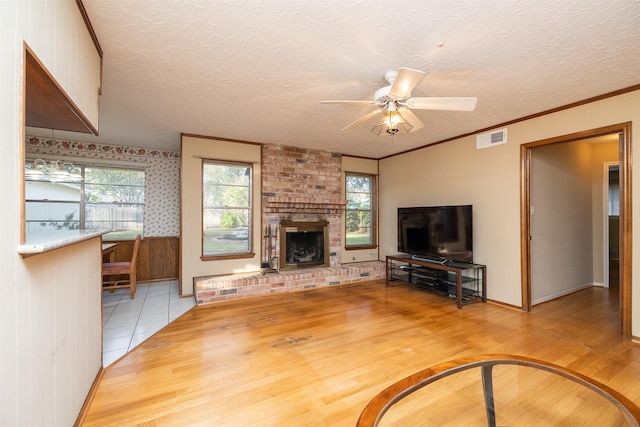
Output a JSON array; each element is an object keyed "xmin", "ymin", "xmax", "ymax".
[{"xmin": 397, "ymin": 205, "xmax": 473, "ymax": 263}]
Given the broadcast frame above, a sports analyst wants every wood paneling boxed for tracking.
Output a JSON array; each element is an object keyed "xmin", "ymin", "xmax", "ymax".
[
  {"xmin": 25, "ymin": 48, "xmax": 97, "ymax": 134},
  {"xmin": 107, "ymin": 236, "xmax": 179, "ymax": 282},
  {"xmin": 21, "ymin": 238, "xmax": 102, "ymax": 427},
  {"xmin": 82, "ymin": 283, "xmax": 640, "ymax": 426}
]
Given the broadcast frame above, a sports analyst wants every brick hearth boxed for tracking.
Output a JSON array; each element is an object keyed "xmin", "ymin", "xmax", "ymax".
[{"xmin": 194, "ymin": 261, "xmax": 385, "ymax": 304}]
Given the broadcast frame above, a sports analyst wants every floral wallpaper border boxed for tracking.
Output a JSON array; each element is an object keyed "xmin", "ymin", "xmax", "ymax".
[{"xmin": 27, "ymin": 137, "xmax": 180, "ymax": 159}]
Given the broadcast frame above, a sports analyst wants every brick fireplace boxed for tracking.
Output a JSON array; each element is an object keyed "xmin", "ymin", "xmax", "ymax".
[
  {"xmin": 194, "ymin": 143, "xmax": 386, "ymax": 305},
  {"xmin": 261, "ymin": 144, "xmax": 344, "ymax": 267}
]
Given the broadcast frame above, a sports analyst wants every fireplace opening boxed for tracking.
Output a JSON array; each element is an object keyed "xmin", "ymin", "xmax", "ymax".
[{"xmin": 279, "ymin": 221, "xmax": 329, "ymax": 270}]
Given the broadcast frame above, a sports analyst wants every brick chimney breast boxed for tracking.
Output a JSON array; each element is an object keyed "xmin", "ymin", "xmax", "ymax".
[{"xmin": 261, "ymin": 143, "xmax": 345, "ymax": 267}]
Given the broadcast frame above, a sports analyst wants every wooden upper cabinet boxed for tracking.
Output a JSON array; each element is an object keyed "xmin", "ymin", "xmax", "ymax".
[{"xmin": 25, "ymin": 0, "xmax": 102, "ymax": 134}]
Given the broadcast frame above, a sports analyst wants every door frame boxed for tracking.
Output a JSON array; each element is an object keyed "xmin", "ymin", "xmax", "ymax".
[{"xmin": 520, "ymin": 123, "xmax": 632, "ymax": 338}]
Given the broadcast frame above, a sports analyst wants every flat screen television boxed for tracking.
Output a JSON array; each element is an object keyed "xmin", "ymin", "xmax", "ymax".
[{"xmin": 397, "ymin": 205, "xmax": 473, "ymax": 263}]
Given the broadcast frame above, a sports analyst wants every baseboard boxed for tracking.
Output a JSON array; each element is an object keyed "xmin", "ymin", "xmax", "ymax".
[
  {"xmin": 138, "ymin": 277, "xmax": 179, "ymax": 284},
  {"xmin": 532, "ymin": 283, "xmax": 594, "ymax": 306}
]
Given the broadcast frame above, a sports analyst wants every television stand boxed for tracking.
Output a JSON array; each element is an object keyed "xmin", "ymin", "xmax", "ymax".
[{"xmin": 386, "ymin": 255, "xmax": 486, "ymax": 309}]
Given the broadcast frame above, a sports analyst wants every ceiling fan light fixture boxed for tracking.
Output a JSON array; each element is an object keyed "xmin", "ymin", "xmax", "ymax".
[
  {"xmin": 24, "ymin": 159, "xmax": 84, "ymax": 183},
  {"xmin": 371, "ymin": 105, "xmax": 413, "ymax": 136}
]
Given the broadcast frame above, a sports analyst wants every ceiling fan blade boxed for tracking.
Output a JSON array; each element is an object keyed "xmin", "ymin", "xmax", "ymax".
[
  {"xmin": 319, "ymin": 100, "xmax": 376, "ymax": 104},
  {"xmin": 397, "ymin": 107, "xmax": 424, "ymax": 132},
  {"xmin": 405, "ymin": 97, "xmax": 478, "ymax": 111},
  {"xmin": 341, "ymin": 109, "xmax": 382, "ymax": 131},
  {"xmin": 388, "ymin": 68, "xmax": 426, "ymax": 99}
]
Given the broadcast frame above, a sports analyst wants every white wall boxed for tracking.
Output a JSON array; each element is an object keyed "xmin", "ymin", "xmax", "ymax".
[
  {"xmin": 180, "ymin": 135, "xmax": 262, "ymax": 296},
  {"xmin": 1, "ymin": 1, "xmax": 103, "ymax": 425},
  {"xmin": 379, "ymin": 90, "xmax": 640, "ymax": 338}
]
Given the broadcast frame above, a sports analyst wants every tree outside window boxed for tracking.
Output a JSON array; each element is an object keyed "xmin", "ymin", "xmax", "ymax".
[
  {"xmin": 202, "ymin": 161, "xmax": 252, "ymax": 257},
  {"xmin": 345, "ymin": 173, "xmax": 376, "ymax": 248},
  {"xmin": 84, "ymin": 166, "xmax": 145, "ymax": 239}
]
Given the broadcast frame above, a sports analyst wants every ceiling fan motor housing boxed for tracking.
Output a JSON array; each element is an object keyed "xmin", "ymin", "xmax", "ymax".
[
  {"xmin": 373, "ymin": 85, "xmax": 395, "ymax": 103},
  {"xmin": 383, "ymin": 69, "xmax": 399, "ymax": 84}
]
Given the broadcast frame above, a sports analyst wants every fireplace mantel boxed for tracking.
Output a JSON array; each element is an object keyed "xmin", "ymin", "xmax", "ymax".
[{"xmin": 263, "ymin": 196, "xmax": 345, "ymax": 214}]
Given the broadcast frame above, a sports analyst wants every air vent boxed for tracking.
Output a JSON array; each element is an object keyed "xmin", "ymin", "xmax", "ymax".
[{"xmin": 476, "ymin": 128, "xmax": 508, "ymax": 149}]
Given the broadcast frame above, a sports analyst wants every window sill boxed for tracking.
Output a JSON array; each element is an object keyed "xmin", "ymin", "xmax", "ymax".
[
  {"xmin": 345, "ymin": 245, "xmax": 378, "ymax": 251},
  {"xmin": 201, "ymin": 252, "xmax": 255, "ymax": 262}
]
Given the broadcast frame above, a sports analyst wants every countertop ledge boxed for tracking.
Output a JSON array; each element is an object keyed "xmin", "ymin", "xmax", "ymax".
[{"xmin": 18, "ymin": 230, "xmax": 108, "ymax": 257}]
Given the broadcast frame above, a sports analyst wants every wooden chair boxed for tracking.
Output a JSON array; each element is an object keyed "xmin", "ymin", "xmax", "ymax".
[{"xmin": 101, "ymin": 235, "xmax": 141, "ymax": 300}]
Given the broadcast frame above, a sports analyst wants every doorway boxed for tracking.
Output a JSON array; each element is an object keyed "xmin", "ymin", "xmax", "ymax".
[{"xmin": 520, "ymin": 123, "xmax": 632, "ymax": 338}]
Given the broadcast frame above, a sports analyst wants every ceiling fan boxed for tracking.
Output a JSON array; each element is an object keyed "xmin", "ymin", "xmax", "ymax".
[{"xmin": 320, "ymin": 67, "xmax": 477, "ymax": 136}]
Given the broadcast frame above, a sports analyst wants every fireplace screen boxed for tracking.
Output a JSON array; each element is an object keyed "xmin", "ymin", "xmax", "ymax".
[{"xmin": 279, "ymin": 221, "xmax": 329, "ymax": 269}]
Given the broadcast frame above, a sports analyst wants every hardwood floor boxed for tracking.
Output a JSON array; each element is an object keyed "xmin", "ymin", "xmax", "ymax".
[{"xmin": 82, "ymin": 281, "xmax": 640, "ymax": 426}]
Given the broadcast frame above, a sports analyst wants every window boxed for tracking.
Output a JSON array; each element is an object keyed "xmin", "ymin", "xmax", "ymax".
[
  {"xmin": 202, "ymin": 160, "xmax": 252, "ymax": 258},
  {"xmin": 84, "ymin": 166, "xmax": 145, "ymax": 239},
  {"xmin": 25, "ymin": 161, "xmax": 145, "ymax": 240},
  {"xmin": 345, "ymin": 173, "xmax": 377, "ymax": 248}
]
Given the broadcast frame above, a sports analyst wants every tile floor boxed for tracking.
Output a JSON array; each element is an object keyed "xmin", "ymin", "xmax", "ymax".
[{"xmin": 101, "ymin": 280, "xmax": 195, "ymax": 367}]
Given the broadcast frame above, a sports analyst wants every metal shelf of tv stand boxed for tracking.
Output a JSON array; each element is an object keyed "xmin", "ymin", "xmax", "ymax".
[{"xmin": 386, "ymin": 255, "xmax": 486, "ymax": 309}]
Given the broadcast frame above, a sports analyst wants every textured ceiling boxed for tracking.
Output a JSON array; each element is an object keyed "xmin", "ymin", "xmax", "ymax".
[{"xmin": 33, "ymin": 0, "xmax": 640, "ymax": 158}]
